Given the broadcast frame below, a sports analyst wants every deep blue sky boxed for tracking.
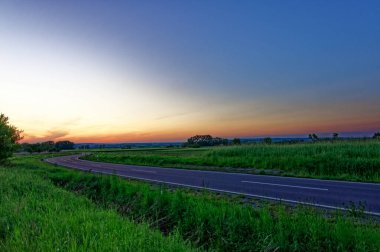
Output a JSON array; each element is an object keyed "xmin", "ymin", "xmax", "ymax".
[{"xmin": 1, "ymin": 1, "xmax": 379, "ymax": 142}]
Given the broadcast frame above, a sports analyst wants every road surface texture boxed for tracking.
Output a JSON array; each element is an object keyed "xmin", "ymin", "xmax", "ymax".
[{"xmin": 45, "ymin": 155, "xmax": 380, "ymax": 216}]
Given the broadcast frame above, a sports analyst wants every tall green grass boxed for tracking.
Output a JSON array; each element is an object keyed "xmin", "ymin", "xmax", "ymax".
[
  {"xmin": 13, "ymin": 156, "xmax": 380, "ymax": 251},
  {"xmin": 84, "ymin": 141, "xmax": 380, "ymax": 182},
  {"xmin": 0, "ymin": 164, "xmax": 192, "ymax": 251}
]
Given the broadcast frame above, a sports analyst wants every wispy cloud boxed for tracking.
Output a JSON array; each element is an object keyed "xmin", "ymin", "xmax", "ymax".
[
  {"xmin": 155, "ymin": 111, "xmax": 194, "ymax": 120},
  {"xmin": 23, "ymin": 129, "xmax": 69, "ymax": 143}
]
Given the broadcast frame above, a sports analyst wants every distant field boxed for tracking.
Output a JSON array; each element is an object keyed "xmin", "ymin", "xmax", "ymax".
[
  {"xmin": 1, "ymin": 155, "xmax": 379, "ymax": 251},
  {"xmin": 83, "ymin": 140, "xmax": 380, "ymax": 182}
]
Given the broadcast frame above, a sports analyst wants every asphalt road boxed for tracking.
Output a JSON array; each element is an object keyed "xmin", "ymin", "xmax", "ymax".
[{"xmin": 45, "ymin": 155, "xmax": 380, "ymax": 216}]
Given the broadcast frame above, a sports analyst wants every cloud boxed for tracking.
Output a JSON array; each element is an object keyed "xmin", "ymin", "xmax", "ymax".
[
  {"xmin": 155, "ymin": 111, "xmax": 194, "ymax": 120},
  {"xmin": 23, "ymin": 129, "xmax": 69, "ymax": 143}
]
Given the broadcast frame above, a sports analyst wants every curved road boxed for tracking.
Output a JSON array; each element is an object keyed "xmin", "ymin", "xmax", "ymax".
[{"xmin": 45, "ymin": 155, "xmax": 380, "ymax": 216}]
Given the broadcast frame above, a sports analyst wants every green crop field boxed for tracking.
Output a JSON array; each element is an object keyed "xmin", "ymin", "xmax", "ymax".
[
  {"xmin": 1, "ymin": 155, "xmax": 379, "ymax": 251},
  {"xmin": 83, "ymin": 140, "xmax": 380, "ymax": 182}
]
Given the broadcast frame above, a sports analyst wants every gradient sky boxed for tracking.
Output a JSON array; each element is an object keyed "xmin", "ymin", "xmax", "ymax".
[{"xmin": 1, "ymin": 1, "xmax": 380, "ymax": 143}]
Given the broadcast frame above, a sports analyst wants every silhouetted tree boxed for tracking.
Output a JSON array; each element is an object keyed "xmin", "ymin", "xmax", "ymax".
[
  {"xmin": 0, "ymin": 113, "xmax": 23, "ymax": 163},
  {"xmin": 20, "ymin": 141, "xmax": 59, "ymax": 153},
  {"xmin": 373, "ymin": 132, "xmax": 380, "ymax": 140},
  {"xmin": 232, "ymin": 138, "xmax": 241, "ymax": 145},
  {"xmin": 55, "ymin": 141, "xmax": 74, "ymax": 150},
  {"xmin": 333, "ymin": 133, "xmax": 339, "ymax": 140},
  {"xmin": 212, "ymin": 137, "xmax": 229, "ymax": 146},
  {"xmin": 185, "ymin": 135, "xmax": 228, "ymax": 147},
  {"xmin": 309, "ymin": 133, "xmax": 319, "ymax": 142},
  {"xmin": 263, "ymin": 137, "xmax": 272, "ymax": 144},
  {"xmin": 20, "ymin": 143, "xmax": 31, "ymax": 153},
  {"xmin": 41, "ymin": 141, "xmax": 56, "ymax": 152}
]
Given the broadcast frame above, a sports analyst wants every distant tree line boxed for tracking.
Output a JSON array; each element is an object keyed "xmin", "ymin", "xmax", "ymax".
[
  {"xmin": 307, "ymin": 132, "xmax": 380, "ymax": 142},
  {"xmin": 78, "ymin": 144, "xmax": 90, "ymax": 150},
  {"xmin": 183, "ymin": 131, "xmax": 380, "ymax": 148},
  {"xmin": 20, "ymin": 140, "xmax": 74, "ymax": 153}
]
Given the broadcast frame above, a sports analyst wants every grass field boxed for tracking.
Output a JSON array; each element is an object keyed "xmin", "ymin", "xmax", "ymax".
[
  {"xmin": 1, "ymin": 155, "xmax": 379, "ymax": 251},
  {"xmin": 0, "ymin": 160, "xmax": 192, "ymax": 251},
  {"xmin": 83, "ymin": 140, "xmax": 380, "ymax": 182}
]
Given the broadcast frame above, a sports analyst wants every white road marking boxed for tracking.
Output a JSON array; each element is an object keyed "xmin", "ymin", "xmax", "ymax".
[
  {"xmin": 131, "ymin": 169, "xmax": 157, "ymax": 174},
  {"xmin": 241, "ymin": 181, "xmax": 328, "ymax": 191},
  {"xmin": 49, "ymin": 156, "xmax": 380, "ymax": 186},
  {"xmin": 45, "ymin": 157, "xmax": 380, "ymax": 217},
  {"xmin": 90, "ymin": 170, "xmax": 380, "ymax": 217},
  {"xmin": 91, "ymin": 164, "xmax": 104, "ymax": 167}
]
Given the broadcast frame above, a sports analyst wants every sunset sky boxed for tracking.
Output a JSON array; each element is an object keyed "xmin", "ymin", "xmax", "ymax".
[{"xmin": 1, "ymin": 1, "xmax": 380, "ymax": 143}]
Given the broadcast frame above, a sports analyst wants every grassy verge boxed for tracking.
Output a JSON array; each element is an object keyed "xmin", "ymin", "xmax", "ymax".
[
  {"xmin": 83, "ymin": 140, "xmax": 380, "ymax": 182},
  {"xmin": 8, "ymin": 155, "xmax": 380, "ymax": 251},
  {"xmin": 0, "ymin": 161, "xmax": 192, "ymax": 251}
]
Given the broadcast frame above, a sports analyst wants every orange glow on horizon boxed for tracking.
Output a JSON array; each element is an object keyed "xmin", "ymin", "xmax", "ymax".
[{"xmin": 19, "ymin": 114, "xmax": 380, "ymax": 143}]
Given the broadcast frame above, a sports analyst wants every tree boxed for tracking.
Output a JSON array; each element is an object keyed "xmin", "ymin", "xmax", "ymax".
[
  {"xmin": 333, "ymin": 133, "xmax": 339, "ymax": 140},
  {"xmin": 309, "ymin": 133, "xmax": 319, "ymax": 142},
  {"xmin": 20, "ymin": 143, "xmax": 30, "ymax": 153},
  {"xmin": 184, "ymin": 135, "xmax": 229, "ymax": 147},
  {"xmin": 20, "ymin": 141, "xmax": 58, "ymax": 153},
  {"xmin": 55, "ymin": 140, "xmax": 74, "ymax": 150},
  {"xmin": 232, "ymin": 138, "xmax": 241, "ymax": 145},
  {"xmin": 0, "ymin": 113, "xmax": 23, "ymax": 163},
  {"xmin": 263, "ymin": 137, "xmax": 272, "ymax": 144},
  {"xmin": 373, "ymin": 132, "xmax": 380, "ymax": 140},
  {"xmin": 41, "ymin": 141, "xmax": 56, "ymax": 152},
  {"xmin": 212, "ymin": 137, "xmax": 229, "ymax": 146},
  {"xmin": 187, "ymin": 135, "xmax": 213, "ymax": 146}
]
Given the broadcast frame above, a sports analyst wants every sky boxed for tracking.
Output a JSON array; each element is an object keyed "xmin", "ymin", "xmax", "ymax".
[{"xmin": 1, "ymin": 1, "xmax": 380, "ymax": 143}]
